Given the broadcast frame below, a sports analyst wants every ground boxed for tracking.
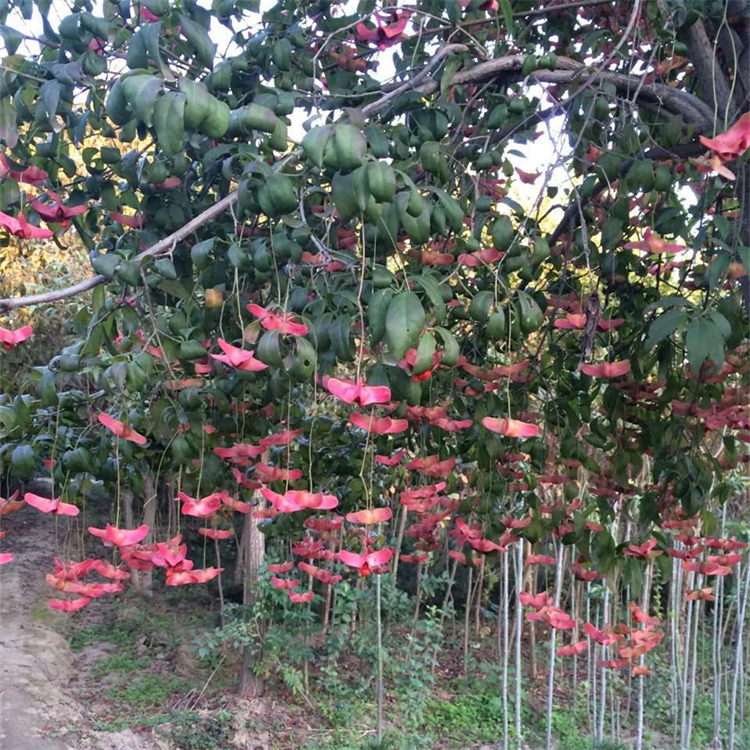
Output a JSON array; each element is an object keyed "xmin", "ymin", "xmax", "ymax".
[
  {"xmin": 0, "ymin": 493, "xmax": 713, "ymax": 750},
  {"xmin": 0, "ymin": 491, "xmax": 155, "ymax": 750}
]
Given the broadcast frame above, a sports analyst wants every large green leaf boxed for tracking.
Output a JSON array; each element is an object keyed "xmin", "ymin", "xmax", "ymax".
[
  {"xmin": 122, "ymin": 74, "xmax": 162, "ymax": 127},
  {"xmin": 179, "ymin": 15, "xmax": 217, "ymax": 68},
  {"xmin": 0, "ymin": 99, "xmax": 17, "ymax": 147},
  {"xmin": 685, "ymin": 318, "xmax": 724, "ymax": 373},
  {"xmin": 385, "ymin": 292, "xmax": 425, "ymax": 359},
  {"xmin": 413, "ymin": 274, "xmax": 446, "ymax": 323},
  {"xmin": 368, "ymin": 289, "xmax": 392, "ymax": 347},
  {"xmin": 645, "ymin": 309, "xmax": 688, "ymax": 350},
  {"xmin": 153, "ymin": 92, "xmax": 186, "ymax": 157},
  {"xmin": 413, "ymin": 331, "xmax": 436, "ymax": 376}
]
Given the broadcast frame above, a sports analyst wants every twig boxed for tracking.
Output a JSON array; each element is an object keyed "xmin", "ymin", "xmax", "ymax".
[{"xmin": 361, "ymin": 44, "xmax": 469, "ymax": 117}]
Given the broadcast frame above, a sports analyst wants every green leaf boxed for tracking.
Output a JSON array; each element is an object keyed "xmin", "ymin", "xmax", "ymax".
[
  {"xmin": 413, "ymin": 275, "xmax": 446, "ymax": 323},
  {"xmin": 0, "ymin": 99, "xmax": 18, "ymax": 148},
  {"xmin": 91, "ymin": 253, "xmax": 120, "ymax": 278},
  {"xmin": 154, "ymin": 258, "xmax": 178, "ymax": 279},
  {"xmin": 331, "ymin": 316, "xmax": 355, "ymax": 362},
  {"xmin": 685, "ymin": 318, "xmax": 724, "ymax": 373},
  {"xmin": 737, "ymin": 246, "xmax": 750, "ymax": 272},
  {"xmin": 413, "ymin": 331, "xmax": 436, "ymax": 376},
  {"xmin": 368, "ymin": 289, "xmax": 392, "ymax": 347},
  {"xmin": 128, "ymin": 22, "xmax": 174, "ymax": 80},
  {"xmin": 257, "ymin": 330, "xmax": 283, "ymax": 367},
  {"xmin": 601, "ymin": 218, "xmax": 623, "ymax": 251},
  {"xmin": 157, "ymin": 279, "xmax": 191, "ymax": 301},
  {"xmin": 153, "ymin": 92, "xmax": 186, "ymax": 157},
  {"xmin": 435, "ymin": 327, "xmax": 459, "ymax": 367},
  {"xmin": 500, "ymin": 0, "xmax": 514, "ymax": 36},
  {"xmin": 642, "ymin": 295, "xmax": 693, "ymax": 315},
  {"xmin": 385, "ymin": 292, "xmax": 425, "ymax": 360},
  {"xmin": 429, "ymin": 187, "xmax": 464, "ymax": 233},
  {"xmin": 179, "ymin": 14, "xmax": 217, "ymax": 68},
  {"xmin": 645, "ymin": 309, "xmax": 687, "ymax": 349},
  {"xmin": 0, "ymin": 25, "xmax": 23, "ymax": 54},
  {"xmin": 706, "ymin": 309, "xmax": 731, "ymax": 340},
  {"xmin": 440, "ymin": 55, "xmax": 462, "ymax": 99},
  {"xmin": 191, "ymin": 238, "xmax": 214, "ymax": 270},
  {"xmin": 40, "ymin": 79, "xmax": 63, "ymax": 132},
  {"xmin": 122, "ymin": 74, "xmax": 162, "ymax": 127}
]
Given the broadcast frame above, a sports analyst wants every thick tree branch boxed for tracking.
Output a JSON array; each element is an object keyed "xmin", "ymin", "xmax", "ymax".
[
  {"xmin": 0, "ymin": 192, "xmax": 239, "ymax": 313},
  {"xmin": 680, "ymin": 19, "xmax": 738, "ymax": 121},
  {"xmin": 411, "ymin": 55, "xmax": 715, "ymax": 131}
]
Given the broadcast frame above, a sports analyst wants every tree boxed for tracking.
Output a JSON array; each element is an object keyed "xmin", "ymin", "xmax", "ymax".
[{"xmin": 0, "ymin": 0, "xmax": 749, "ymax": 747}]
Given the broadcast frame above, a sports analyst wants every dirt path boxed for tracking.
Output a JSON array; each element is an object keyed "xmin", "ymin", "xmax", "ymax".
[
  {"xmin": 0, "ymin": 500, "xmax": 84, "ymax": 749},
  {"xmin": 0, "ymin": 489, "xmax": 155, "ymax": 750}
]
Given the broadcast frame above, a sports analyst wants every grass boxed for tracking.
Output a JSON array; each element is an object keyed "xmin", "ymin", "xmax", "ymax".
[
  {"xmin": 167, "ymin": 709, "xmax": 234, "ymax": 750},
  {"xmin": 29, "ymin": 598, "xmax": 55, "ymax": 623},
  {"xmin": 421, "ymin": 693, "xmax": 505, "ymax": 744},
  {"xmin": 107, "ymin": 673, "xmax": 188, "ymax": 708},
  {"xmin": 90, "ymin": 653, "xmax": 151, "ymax": 680}
]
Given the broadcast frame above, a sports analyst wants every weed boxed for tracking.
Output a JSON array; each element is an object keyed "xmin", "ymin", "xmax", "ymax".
[
  {"xmin": 90, "ymin": 653, "xmax": 150, "ymax": 680},
  {"xmin": 167, "ymin": 709, "xmax": 234, "ymax": 750},
  {"xmin": 107, "ymin": 673, "xmax": 187, "ymax": 708},
  {"xmin": 592, "ymin": 740, "xmax": 630, "ymax": 750},
  {"xmin": 421, "ymin": 693, "xmax": 504, "ymax": 744},
  {"xmin": 547, "ymin": 706, "xmax": 590, "ymax": 750},
  {"xmin": 68, "ymin": 623, "xmax": 132, "ymax": 651}
]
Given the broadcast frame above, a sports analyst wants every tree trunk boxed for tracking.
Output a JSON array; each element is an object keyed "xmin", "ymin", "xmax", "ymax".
[
  {"xmin": 137, "ymin": 474, "xmax": 157, "ymax": 598},
  {"xmin": 237, "ymin": 492, "xmax": 266, "ymax": 698},
  {"xmin": 121, "ymin": 488, "xmax": 140, "ymax": 590}
]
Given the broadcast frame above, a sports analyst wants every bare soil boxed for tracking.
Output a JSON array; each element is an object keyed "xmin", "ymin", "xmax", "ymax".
[{"xmin": 0, "ymin": 486, "xmax": 154, "ymax": 750}]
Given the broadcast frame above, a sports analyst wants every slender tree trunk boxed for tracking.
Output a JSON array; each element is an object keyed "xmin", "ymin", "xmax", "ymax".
[
  {"xmin": 670, "ymin": 554, "xmax": 680, "ymax": 739},
  {"xmin": 713, "ymin": 505, "xmax": 727, "ymax": 746},
  {"xmin": 121, "ymin": 487, "xmax": 141, "ymax": 589},
  {"xmin": 376, "ymin": 572, "xmax": 384, "ymax": 744},
  {"xmin": 527, "ymin": 544, "xmax": 538, "ymax": 679},
  {"xmin": 237, "ymin": 492, "xmax": 265, "ymax": 698},
  {"xmin": 681, "ymin": 570, "xmax": 696, "ymax": 748},
  {"xmin": 439, "ymin": 558, "xmax": 459, "ymax": 630},
  {"xmin": 685, "ymin": 576, "xmax": 703, "ymax": 749},
  {"xmin": 391, "ymin": 506, "xmax": 407, "ymax": 583},
  {"xmin": 137, "ymin": 474, "xmax": 157, "ymax": 598},
  {"xmin": 597, "ymin": 578, "xmax": 610, "ymax": 741},
  {"xmin": 571, "ymin": 574, "xmax": 578, "ymax": 712},
  {"xmin": 475, "ymin": 555, "xmax": 485, "ymax": 638},
  {"xmin": 214, "ymin": 537, "xmax": 226, "ymax": 628},
  {"xmin": 464, "ymin": 565, "xmax": 474, "ymax": 674},
  {"xmin": 414, "ymin": 561, "xmax": 423, "ymax": 625}
]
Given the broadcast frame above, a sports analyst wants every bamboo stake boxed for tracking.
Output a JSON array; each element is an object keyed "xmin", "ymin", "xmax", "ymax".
[
  {"xmin": 515, "ymin": 541, "xmax": 523, "ymax": 749},
  {"xmin": 502, "ymin": 550, "xmax": 510, "ymax": 750},
  {"xmin": 729, "ymin": 557, "xmax": 750, "ymax": 750},
  {"xmin": 545, "ymin": 543, "xmax": 564, "ymax": 750}
]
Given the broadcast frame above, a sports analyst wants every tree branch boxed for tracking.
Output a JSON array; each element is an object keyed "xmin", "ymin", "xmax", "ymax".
[
  {"xmin": 411, "ymin": 55, "xmax": 715, "ymax": 131},
  {"xmin": 679, "ymin": 18, "xmax": 737, "ymax": 121},
  {"xmin": 0, "ymin": 192, "xmax": 239, "ymax": 313}
]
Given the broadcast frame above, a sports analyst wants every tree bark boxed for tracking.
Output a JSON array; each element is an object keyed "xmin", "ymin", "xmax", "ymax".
[
  {"xmin": 137, "ymin": 474, "xmax": 157, "ymax": 598},
  {"xmin": 237, "ymin": 491, "xmax": 266, "ymax": 698}
]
